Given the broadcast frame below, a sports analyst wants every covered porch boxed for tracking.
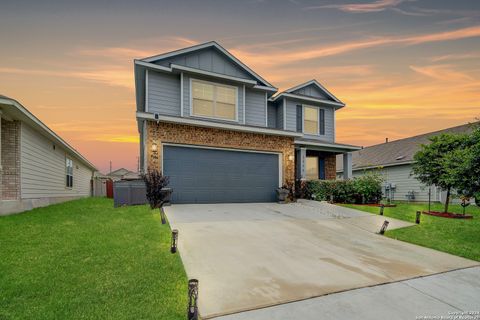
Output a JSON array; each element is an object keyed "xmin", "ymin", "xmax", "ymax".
[{"xmin": 294, "ymin": 139, "xmax": 361, "ymax": 181}]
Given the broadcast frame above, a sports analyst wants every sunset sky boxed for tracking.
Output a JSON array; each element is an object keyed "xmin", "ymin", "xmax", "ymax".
[{"xmin": 1, "ymin": 0, "xmax": 479, "ymax": 173}]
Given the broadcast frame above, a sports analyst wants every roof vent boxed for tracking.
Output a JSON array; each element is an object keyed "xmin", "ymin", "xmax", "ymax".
[{"xmin": 396, "ymin": 155, "xmax": 406, "ymax": 161}]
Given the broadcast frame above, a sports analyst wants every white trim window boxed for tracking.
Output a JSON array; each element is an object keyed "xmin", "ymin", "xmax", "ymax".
[
  {"xmin": 303, "ymin": 106, "xmax": 319, "ymax": 135},
  {"xmin": 191, "ymin": 79, "xmax": 237, "ymax": 121},
  {"xmin": 66, "ymin": 157, "xmax": 73, "ymax": 188}
]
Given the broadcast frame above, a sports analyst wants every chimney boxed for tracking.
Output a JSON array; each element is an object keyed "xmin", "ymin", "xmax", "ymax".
[{"xmin": 385, "ymin": 138, "xmax": 389, "ymax": 143}]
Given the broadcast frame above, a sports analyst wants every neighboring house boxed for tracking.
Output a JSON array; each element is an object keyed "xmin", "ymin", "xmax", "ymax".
[
  {"xmin": 135, "ymin": 41, "xmax": 360, "ymax": 203},
  {"xmin": 107, "ymin": 168, "xmax": 140, "ymax": 181},
  {"xmin": 0, "ymin": 95, "xmax": 97, "ymax": 215},
  {"xmin": 336, "ymin": 122, "xmax": 478, "ymax": 202}
]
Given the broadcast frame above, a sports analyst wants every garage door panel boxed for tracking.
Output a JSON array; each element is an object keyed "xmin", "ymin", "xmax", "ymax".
[{"xmin": 163, "ymin": 145, "xmax": 279, "ymax": 203}]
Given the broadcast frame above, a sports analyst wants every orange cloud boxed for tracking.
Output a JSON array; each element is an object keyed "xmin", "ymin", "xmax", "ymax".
[
  {"xmin": 305, "ymin": 0, "xmax": 408, "ymax": 13},
  {"xmin": 232, "ymin": 25, "xmax": 480, "ymax": 66},
  {"xmin": 409, "ymin": 64, "xmax": 475, "ymax": 82}
]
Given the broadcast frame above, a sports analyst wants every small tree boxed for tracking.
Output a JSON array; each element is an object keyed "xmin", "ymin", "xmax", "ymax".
[
  {"xmin": 412, "ymin": 132, "xmax": 468, "ymax": 213},
  {"xmin": 142, "ymin": 169, "xmax": 170, "ymax": 224},
  {"xmin": 444, "ymin": 125, "xmax": 480, "ymax": 206}
]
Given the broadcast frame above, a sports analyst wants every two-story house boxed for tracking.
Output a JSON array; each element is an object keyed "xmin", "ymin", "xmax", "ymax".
[{"xmin": 135, "ymin": 41, "xmax": 360, "ymax": 203}]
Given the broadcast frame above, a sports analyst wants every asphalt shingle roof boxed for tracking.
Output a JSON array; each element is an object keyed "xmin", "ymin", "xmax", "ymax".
[{"xmin": 337, "ymin": 122, "xmax": 478, "ymax": 172}]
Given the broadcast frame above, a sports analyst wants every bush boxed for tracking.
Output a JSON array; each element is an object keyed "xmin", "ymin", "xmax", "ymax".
[
  {"xmin": 351, "ymin": 172, "xmax": 383, "ymax": 204},
  {"xmin": 301, "ymin": 171, "xmax": 383, "ymax": 204}
]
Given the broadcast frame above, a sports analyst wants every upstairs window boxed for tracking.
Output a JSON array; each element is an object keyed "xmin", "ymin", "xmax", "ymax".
[
  {"xmin": 66, "ymin": 158, "xmax": 73, "ymax": 188},
  {"xmin": 304, "ymin": 106, "xmax": 319, "ymax": 135},
  {"xmin": 192, "ymin": 79, "xmax": 237, "ymax": 121}
]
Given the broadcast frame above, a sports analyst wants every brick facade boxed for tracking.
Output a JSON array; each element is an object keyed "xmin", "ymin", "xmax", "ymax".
[
  {"xmin": 325, "ymin": 154, "xmax": 336, "ymax": 180},
  {"xmin": 1, "ymin": 119, "xmax": 21, "ymax": 200},
  {"xmin": 146, "ymin": 121, "xmax": 295, "ymax": 184}
]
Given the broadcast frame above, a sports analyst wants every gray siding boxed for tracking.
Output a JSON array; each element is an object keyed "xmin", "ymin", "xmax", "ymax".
[
  {"xmin": 245, "ymin": 88, "xmax": 266, "ymax": 127},
  {"xmin": 148, "ymin": 71, "xmax": 181, "ymax": 116},
  {"xmin": 154, "ymin": 48, "xmax": 252, "ymax": 80},
  {"xmin": 350, "ymin": 165, "xmax": 441, "ymax": 202},
  {"xmin": 183, "ymin": 74, "xmax": 244, "ymax": 124},
  {"xmin": 20, "ymin": 123, "xmax": 93, "ymax": 199},
  {"xmin": 285, "ymin": 99, "xmax": 297, "ymax": 132},
  {"xmin": 276, "ymin": 99, "xmax": 284, "ymax": 130},
  {"xmin": 292, "ymin": 84, "xmax": 330, "ymax": 100},
  {"xmin": 267, "ymin": 102, "xmax": 277, "ymax": 129},
  {"xmin": 285, "ymin": 99, "xmax": 335, "ymax": 142}
]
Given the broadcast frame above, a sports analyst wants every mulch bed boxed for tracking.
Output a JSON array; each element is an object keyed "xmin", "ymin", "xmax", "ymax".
[{"xmin": 422, "ymin": 211, "xmax": 473, "ymax": 219}]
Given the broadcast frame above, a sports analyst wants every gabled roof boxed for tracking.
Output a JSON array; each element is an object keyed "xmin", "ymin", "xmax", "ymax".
[
  {"xmin": 285, "ymin": 79, "xmax": 342, "ymax": 103},
  {"xmin": 270, "ymin": 79, "xmax": 345, "ymax": 109},
  {"xmin": 108, "ymin": 168, "xmax": 132, "ymax": 176},
  {"xmin": 0, "ymin": 95, "xmax": 97, "ymax": 171},
  {"xmin": 336, "ymin": 122, "xmax": 479, "ymax": 172},
  {"xmin": 140, "ymin": 41, "xmax": 275, "ymax": 88}
]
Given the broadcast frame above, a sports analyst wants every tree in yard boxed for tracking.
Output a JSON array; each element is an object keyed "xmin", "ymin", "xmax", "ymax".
[
  {"xmin": 443, "ymin": 125, "xmax": 480, "ymax": 207},
  {"xmin": 412, "ymin": 132, "xmax": 468, "ymax": 213},
  {"xmin": 142, "ymin": 169, "xmax": 170, "ymax": 224}
]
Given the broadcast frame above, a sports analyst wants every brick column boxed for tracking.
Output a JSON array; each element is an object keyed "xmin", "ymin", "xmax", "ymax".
[
  {"xmin": 1, "ymin": 119, "xmax": 21, "ymax": 200},
  {"xmin": 0, "ymin": 113, "xmax": 2, "ymax": 198},
  {"xmin": 325, "ymin": 154, "xmax": 337, "ymax": 180}
]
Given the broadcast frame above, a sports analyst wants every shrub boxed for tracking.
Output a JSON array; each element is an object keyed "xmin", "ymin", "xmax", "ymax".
[
  {"xmin": 351, "ymin": 171, "xmax": 383, "ymax": 204},
  {"xmin": 301, "ymin": 171, "xmax": 383, "ymax": 204},
  {"xmin": 142, "ymin": 169, "xmax": 170, "ymax": 224}
]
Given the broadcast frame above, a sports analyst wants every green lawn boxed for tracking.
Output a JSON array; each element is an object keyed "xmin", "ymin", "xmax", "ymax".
[
  {"xmin": 340, "ymin": 202, "xmax": 480, "ymax": 261},
  {"xmin": 0, "ymin": 197, "xmax": 188, "ymax": 320}
]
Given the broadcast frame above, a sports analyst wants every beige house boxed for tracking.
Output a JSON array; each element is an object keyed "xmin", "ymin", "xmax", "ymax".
[{"xmin": 0, "ymin": 95, "xmax": 97, "ymax": 215}]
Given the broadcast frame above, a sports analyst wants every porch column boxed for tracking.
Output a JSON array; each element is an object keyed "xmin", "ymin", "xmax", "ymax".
[
  {"xmin": 299, "ymin": 147, "xmax": 307, "ymax": 180},
  {"xmin": 343, "ymin": 152, "xmax": 352, "ymax": 180}
]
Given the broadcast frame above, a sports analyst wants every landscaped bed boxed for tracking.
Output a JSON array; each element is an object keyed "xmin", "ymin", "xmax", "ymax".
[
  {"xmin": 340, "ymin": 202, "xmax": 480, "ymax": 261},
  {"xmin": 0, "ymin": 197, "xmax": 188, "ymax": 320}
]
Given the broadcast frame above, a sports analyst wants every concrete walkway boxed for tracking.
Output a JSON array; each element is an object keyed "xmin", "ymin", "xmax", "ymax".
[
  {"xmin": 165, "ymin": 201, "xmax": 479, "ymax": 319},
  {"xmin": 217, "ymin": 266, "xmax": 480, "ymax": 320}
]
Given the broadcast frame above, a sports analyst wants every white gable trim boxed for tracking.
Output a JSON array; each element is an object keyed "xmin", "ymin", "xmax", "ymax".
[
  {"xmin": 285, "ymin": 79, "xmax": 342, "ymax": 103},
  {"xmin": 140, "ymin": 41, "xmax": 275, "ymax": 88},
  {"xmin": 271, "ymin": 93, "xmax": 345, "ymax": 109},
  {"xmin": 135, "ymin": 60, "xmax": 261, "ymax": 86},
  {"xmin": 171, "ymin": 64, "xmax": 257, "ymax": 85}
]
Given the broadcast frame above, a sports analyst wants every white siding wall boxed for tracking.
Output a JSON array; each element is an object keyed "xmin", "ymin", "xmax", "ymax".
[
  {"xmin": 351, "ymin": 164, "xmax": 441, "ymax": 202},
  {"xmin": 20, "ymin": 123, "xmax": 93, "ymax": 199}
]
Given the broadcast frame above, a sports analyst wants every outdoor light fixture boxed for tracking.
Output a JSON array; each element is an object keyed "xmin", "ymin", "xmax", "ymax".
[
  {"xmin": 379, "ymin": 204, "xmax": 385, "ymax": 216},
  {"xmin": 288, "ymin": 155, "xmax": 294, "ymax": 161},
  {"xmin": 151, "ymin": 142, "xmax": 158, "ymax": 152},
  {"xmin": 415, "ymin": 211, "xmax": 421, "ymax": 224},
  {"xmin": 171, "ymin": 229, "xmax": 178, "ymax": 253},
  {"xmin": 379, "ymin": 220, "xmax": 389, "ymax": 235},
  {"xmin": 187, "ymin": 279, "xmax": 199, "ymax": 320}
]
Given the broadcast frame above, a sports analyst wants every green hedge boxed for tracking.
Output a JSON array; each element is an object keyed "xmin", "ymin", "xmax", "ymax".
[{"xmin": 303, "ymin": 172, "xmax": 383, "ymax": 204}]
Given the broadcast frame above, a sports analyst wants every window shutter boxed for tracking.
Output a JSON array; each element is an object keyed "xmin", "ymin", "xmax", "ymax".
[
  {"xmin": 296, "ymin": 105, "xmax": 303, "ymax": 132},
  {"xmin": 319, "ymin": 109, "xmax": 325, "ymax": 135}
]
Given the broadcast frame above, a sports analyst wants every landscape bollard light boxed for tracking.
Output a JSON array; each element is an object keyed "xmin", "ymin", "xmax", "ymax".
[
  {"xmin": 379, "ymin": 220, "xmax": 389, "ymax": 235},
  {"xmin": 415, "ymin": 211, "xmax": 421, "ymax": 224},
  {"xmin": 188, "ymin": 279, "xmax": 199, "ymax": 320},
  {"xmin": 170, "ymin": 229, "xmax": 178, "ymax": 254},
  {"xmin": 379, "ymin": 204, "xmax": 385, "ymax": 216}
]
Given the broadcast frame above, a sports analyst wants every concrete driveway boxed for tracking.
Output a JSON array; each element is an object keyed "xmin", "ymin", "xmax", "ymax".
[{"xmin": 165, "ymin": 201, "xmax": 478, "ymax": 319}]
